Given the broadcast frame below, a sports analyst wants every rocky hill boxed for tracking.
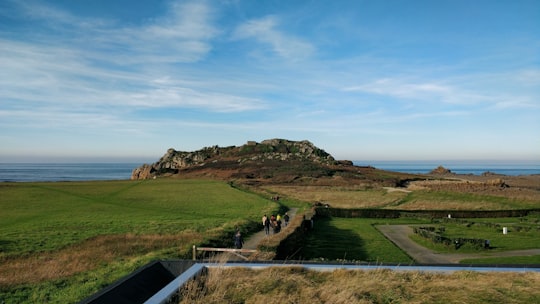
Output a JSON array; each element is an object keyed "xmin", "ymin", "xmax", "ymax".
[{"xmin": 131, "ymin": 139, "xmax": 403, "ymax": 185}]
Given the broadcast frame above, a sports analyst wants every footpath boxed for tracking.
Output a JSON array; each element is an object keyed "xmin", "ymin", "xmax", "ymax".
[
  {"xmin": 243, "ymin": 208, "xmax": 298, "ymax": 250},
  {"xmin": 377, "ymin": 225, "xmax": 540, "ymax": 264},
  {"xmin": 217, "ymin": 208, "xmax": 299, "ymax": 261}
]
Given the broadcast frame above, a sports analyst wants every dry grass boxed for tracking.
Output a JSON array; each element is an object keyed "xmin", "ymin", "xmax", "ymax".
[
  {"xmin": 180, "ymin": 267, "xmax": 540, "ymax": 303},
  {"xmin": 263, "ymin": 174, "xmax": 540, "ymax": 210},
  {"xmin": 392, "ymin": 199, "xmax": 511, "ymax": 211},
  {"xmin": 0, "ymin": 232, "xmax": 200, "ymax": 287},
  {"xmin": 408, "ymin": 179, "xmax": 540, "ymax": 204},
  {"xmin": 262, "ymin": 185, "xmax": 407, "ymax": 208}
]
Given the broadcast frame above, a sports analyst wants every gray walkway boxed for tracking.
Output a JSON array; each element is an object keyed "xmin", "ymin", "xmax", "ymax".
[
  {"xmin": 218, "ymin": 208, "xmax": 298, "ymax": 261},
  {"xmin": 243, "ymin": 208, "xmax": 298, "ymax": 250},
  {"xmin": 377, "ymin": 225, "xmax": 540, "ymax": 264}
]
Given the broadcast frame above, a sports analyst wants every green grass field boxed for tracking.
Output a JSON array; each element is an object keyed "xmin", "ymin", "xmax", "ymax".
[
  {"xmin": 300, "ymin": 217, "xmax": 431, "ymax": 263},
  {"xmin": 1, "ymin": 179, "xmax": 539, "ymax": 302},
  {"xmin": 0, "ymin": 179, "xmax": 280, "ymax": 303},
  {"xmin": 0, "ymin": 179, "xmax": 277, "ymax": 257}
]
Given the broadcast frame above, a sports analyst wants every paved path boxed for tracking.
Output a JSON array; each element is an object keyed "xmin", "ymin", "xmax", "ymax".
[
  {"xmin": 218, "ymin": 208, "xmax": 299, "ymax": 261},
  {"xmin": 243, "ymin": 208, "xmax": 298, "ymax": 250},
  {"xmin": 377, "ymin": 225, "xmax": 540, "ymax": 264}
]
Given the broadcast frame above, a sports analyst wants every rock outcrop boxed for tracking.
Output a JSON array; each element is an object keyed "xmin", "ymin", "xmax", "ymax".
[
  {"xmin": 131, "ymin": 139, "xmax": 338, "ymax": 180},
  {"xmin": 429, "ymin": 165, "xmax": 453, "ymax": 175}
]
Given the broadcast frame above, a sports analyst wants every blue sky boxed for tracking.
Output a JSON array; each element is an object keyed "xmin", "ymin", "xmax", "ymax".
[{"xmin": 1, "ymin": 0, "xmax": 539, "ymax": 163}]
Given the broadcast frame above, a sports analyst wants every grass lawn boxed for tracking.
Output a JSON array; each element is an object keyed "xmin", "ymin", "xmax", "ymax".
[
  {"xmin": 0, "ymin": 179, "xmax": 276, "ymax": 257},
  {"xmin": 300, "ymin": 217, "xmax": 431, "ymax": 263},
  {"xmin": 0, "ymin": 179, "xmax": 279, "ymax": 303}
]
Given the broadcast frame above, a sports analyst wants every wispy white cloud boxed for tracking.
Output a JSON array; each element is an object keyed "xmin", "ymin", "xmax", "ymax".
[
  {"xmin": 233, "ymin": 15, "xmax": 314, "ymax": 60},
  {"xmin": 127, "ymin": 86, "xmax": 267, "ymax": 112},
  {"xmin": 0, "ymin": 1, "xmax": 270, "ymax": 115},
  {"xmin": 0, "ymin": 39, "xmax": 266, "ymax": 114},
  {"xmin": 114, "ymin": 1, "xmax": 219, "ymax": 63},
  {"xmin": 12, "ymin": 0, "xmax": 100, "ymax": 27},
  {"xmin": 340, "ymin": 72, "xmax": 540, "ymax": 113},
  {"xmin": 11, "ymin": 0, "xmax": 218, "ymax": 64},
  {"xmin": 343, "ymin": 78, "xmax": 479, "ymax": 105}
]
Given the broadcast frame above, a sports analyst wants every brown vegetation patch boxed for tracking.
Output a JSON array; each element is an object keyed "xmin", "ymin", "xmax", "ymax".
[
  {"xmin": 261, "ymin": 185, "xmax": 407, "ymax": 209},
  {"xmin": 180, "ymin": 267, "xmax": 540, "ymax": 303},
  {"xmin": 409, "ymin": 175, "xmax": 540, "ymax": 202},
  {"xmin": 0, "ymin": 232, "xmax": 200, "ymax": 287},
  {"xmin": 262, "ymin": 174, "xmax": 540, "ymax": 210}
]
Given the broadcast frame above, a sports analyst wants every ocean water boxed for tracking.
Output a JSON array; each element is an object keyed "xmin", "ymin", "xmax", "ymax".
[
  {"xmin": 354, "ymin": 161, "xmax": 540, "ymax": 176},
  {"xmin": 0, "ymin": 161, "xmax": 539, "ymax": 182},
  {"xmin": 0, "ymin": 163, "xmax": 142, "ymax": 182}
]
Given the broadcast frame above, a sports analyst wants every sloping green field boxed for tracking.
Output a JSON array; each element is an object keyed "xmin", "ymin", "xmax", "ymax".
[
  {"xmin": 0, "ymin": 179, "xmax": 279, "ymax": 302},
  {"xmin": 0, "ymin": 179, "xmax": 276, "ymax": 257}
]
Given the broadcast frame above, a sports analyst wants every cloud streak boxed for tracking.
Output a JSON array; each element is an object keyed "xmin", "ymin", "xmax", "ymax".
[{"xmin": 233, "ymin": 15, "xmax": 315, "ymax": 60}]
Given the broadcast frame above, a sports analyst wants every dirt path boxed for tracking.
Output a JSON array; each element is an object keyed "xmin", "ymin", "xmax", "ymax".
[{"xmin": 377, "ymin": 225, "xmax": 540, "ymax": 264}]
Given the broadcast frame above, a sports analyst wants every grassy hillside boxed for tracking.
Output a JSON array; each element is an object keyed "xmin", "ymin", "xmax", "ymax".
[{"xmin": 0, "ymin": 179, "xmax": 279, "ymax": 303}]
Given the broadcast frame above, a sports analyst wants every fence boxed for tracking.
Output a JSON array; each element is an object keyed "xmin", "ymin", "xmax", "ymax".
[{"xmin": 192, "ymin": 246, "xmax": 257, "ymax": 261}]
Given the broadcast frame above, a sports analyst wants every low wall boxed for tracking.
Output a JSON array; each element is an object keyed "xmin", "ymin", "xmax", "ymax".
[
  {"xmin": 274, "ymin": 218, "xmax": 314, "ymax": 260},
  {"xmin": 315, "ymin": 207, "xmax": 540, "ymax": 219}
]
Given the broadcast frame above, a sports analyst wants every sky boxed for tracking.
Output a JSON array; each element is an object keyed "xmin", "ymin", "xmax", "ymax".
[{"xmin": 1, "ymin": 0, "xmax": 539, "ymax": 163}]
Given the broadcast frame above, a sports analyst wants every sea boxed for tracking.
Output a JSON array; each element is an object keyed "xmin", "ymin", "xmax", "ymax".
[
  {"xmin": 0, "ymin": 161, "xmax": 539, "ymax": 182},
  {"xmin": 0, "ymin": 163, "xmax": 143, "ymax": 182}
]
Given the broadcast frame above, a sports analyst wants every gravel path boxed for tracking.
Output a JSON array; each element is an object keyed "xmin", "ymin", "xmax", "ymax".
[{"xmin": 377, "ymin": 225, "xmax": 540, "ymax": 264}]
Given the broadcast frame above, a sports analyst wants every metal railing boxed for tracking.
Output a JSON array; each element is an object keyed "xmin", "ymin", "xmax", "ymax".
[{"xmin": 192, "ymin": 245, "xmax": 257, "ymax": 261}]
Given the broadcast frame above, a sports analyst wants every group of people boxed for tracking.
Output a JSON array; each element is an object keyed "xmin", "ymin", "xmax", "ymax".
[
  {"xmin": 262, "ymin": 212, "xmax": 290, "ymax": 235},
  {"xmin": 233, "ymin": 212, "xmax": 292, "ymax": 250}
]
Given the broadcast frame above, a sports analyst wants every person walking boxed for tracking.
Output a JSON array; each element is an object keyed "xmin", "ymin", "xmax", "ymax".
[
  {"xmin": 284, "ymin": 212, "xmax": 290, "ymax": 227},
  {"xmin": 264, "ymin": 215, "xmax": 271, "ymax": 235},
  {"xmin": 234, "ymin": 229, "xmax": 244, "ymax": 249}
]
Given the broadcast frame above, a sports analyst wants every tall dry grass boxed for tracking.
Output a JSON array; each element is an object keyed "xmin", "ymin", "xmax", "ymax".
[
  {"xmin": 0, "ymin": 232, "xmax": 200, "ymax": 287},
  {"xmin": 179, "ymin": 266, "xmax": 540, "ymax": 303}
]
